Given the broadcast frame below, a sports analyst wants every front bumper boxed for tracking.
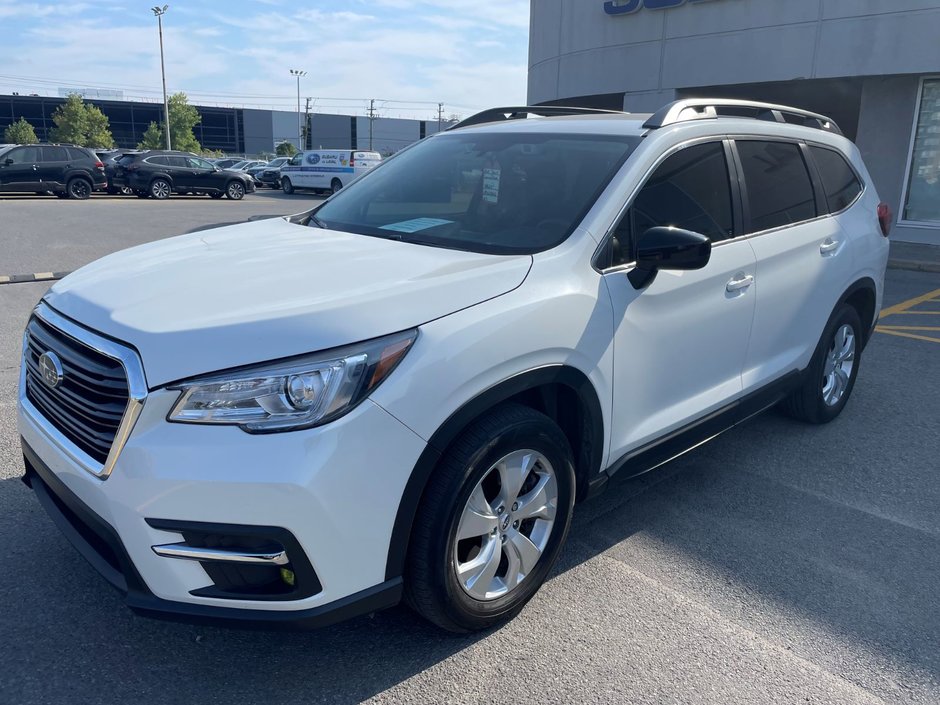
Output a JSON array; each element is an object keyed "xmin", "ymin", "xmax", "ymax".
[{"xmin": 18, "ymin": 376, "xmax": 426, "ymax": 628}]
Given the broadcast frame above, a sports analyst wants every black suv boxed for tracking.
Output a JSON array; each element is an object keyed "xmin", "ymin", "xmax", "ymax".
[
  {"xmin": 0, "ymin": 143, "xmax": 106, "ymax": 199},
  {"xmin": 113, "ymin": 150, "xmax": 255, "ymax": 200}
]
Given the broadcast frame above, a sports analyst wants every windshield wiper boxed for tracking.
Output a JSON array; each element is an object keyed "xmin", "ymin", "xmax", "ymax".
[{"xmin": 307, "ymin": 214, "xmax": 327, "ymax": 228}]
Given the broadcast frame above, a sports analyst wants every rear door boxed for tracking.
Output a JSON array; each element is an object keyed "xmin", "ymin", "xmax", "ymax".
[
  {"xmin": 735, "ymin": 139, "xmax": 857, "ymax": 392},
  {"xmin": 0, "ymin": 146, "xmax": 41, "ymax": 191},
  {"xmin": 38, "ymin": 145, "xmax": 70, "ymax": 188}
]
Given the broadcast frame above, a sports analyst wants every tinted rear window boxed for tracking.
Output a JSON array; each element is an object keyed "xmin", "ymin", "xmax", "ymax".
[
  {"xmin": 41, "ymin": 146, "xmax": 69, "ymax": 161},
  {"xmin": 810, "ymin": 146, "xmax": 862, "ymax": 213},
  {"xmin": 67, "ymin": 147, "xmax": 90, "ymax": 161},
  {"xmin": 737, "ymin": 141, "xmax": 817, "ymax": 232},
  {"xmin": 147, "ymin": 156, "xmax": 169, "ymax": 166},
  {"xmin": 118, "ymin": 155, "xmax": 137, "ymax": 166}
]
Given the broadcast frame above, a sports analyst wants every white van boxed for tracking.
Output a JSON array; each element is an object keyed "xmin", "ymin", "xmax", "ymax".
[{"xmin": 279, "ymin": 149, "xmax": 382, "ymax": 195}]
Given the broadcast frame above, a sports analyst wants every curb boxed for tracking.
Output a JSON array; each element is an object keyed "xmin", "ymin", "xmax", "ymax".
[
  {"xmin": 0, "ymin": 272, "xmax": 69, "ymax": 286},
  {"xmin": 887, "ymin": 259, "xmax": 940, "ymax": 274}
]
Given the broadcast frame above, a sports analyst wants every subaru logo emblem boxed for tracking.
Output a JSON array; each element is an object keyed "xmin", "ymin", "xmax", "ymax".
[{"xmin": 38, "ymin": 351, "xmax": 64, "ymax": 389}]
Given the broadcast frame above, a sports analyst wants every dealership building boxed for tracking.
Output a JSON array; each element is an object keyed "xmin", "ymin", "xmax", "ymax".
[
  {"xmin": 0, "ymin": 94, "xmax": 443, "ymax": 157},
  {"xmin": 529, "ymin": 0, "xmax": 940, "ymax": 244}
]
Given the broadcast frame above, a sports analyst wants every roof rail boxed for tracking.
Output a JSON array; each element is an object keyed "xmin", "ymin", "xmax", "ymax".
[
  {"xmin": 643, "ymin": 99, "xmax": 842, "ymax": 136},
  {"xmin": 449, "ymin": 106, "xmax": 628, "ymax": 130}
]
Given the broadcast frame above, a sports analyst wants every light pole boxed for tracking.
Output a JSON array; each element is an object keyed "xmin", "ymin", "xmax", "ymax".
[
  {"xmin": 152, "ymin": 5, "xmax": 171, "ymax": 150},
  {"xmin": 289, "ymin": 69, "xmax": 306, "ymax": 149}
]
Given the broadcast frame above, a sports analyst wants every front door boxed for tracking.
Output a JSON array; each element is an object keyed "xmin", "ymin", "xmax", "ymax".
[
  {"xmin": 0, "ymin": 146, "xmax": 41, "ymax": 191},
  {"xmin": 184, "ymin": 156, "xmax": 218, "ymax": 192},
  {"xmin": 603, "ymin": 140, "xmax": 757, "ymax": 468}
]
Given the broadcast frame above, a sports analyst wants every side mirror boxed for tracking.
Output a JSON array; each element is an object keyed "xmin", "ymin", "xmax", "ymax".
[
  {"xmin": 2, "ymin": 158, "xmax": 12, "ymax": 166},
  {"xmin": 628, "ymin": 226, "xmax": 711, "ymax": 289}
]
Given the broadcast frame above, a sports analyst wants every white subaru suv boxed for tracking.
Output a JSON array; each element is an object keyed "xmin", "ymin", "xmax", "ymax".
[{"xmin": 19, "ymin": 100, "xmax": 890, "ymax": 632}]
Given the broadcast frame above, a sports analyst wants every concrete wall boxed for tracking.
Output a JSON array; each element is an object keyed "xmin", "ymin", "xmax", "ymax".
[{"xmin": 529, "ymin": 0, "xmax": 940, "ymax": 105}]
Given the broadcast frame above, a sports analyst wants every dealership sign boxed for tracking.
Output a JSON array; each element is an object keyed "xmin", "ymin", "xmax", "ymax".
[{"xmin": 604, "ymin": 0, "xmax": 719, "ymax": 15}]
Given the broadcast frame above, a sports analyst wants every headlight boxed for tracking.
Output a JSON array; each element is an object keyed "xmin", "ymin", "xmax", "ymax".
[{"xmin": 167, "ymin": 329, "xmax": 416, "ymax": 432}]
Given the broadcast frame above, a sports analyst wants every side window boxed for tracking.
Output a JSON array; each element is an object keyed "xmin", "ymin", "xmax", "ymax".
[
  {"xmin": 165, "ymin": 156, "xmax": 188, "ymax": 168},
  {"xmin": 736, "ymin": 141, "xmax": 816, "ymax": 232},
  {"xmin": 810, "ymin": 146, "xmax": 862, "ymax": 213},
  {"xmin": 66, "ymin": 147, "xmax": 89, "ymax": 161},
  {"xmin": 147, "ymin": 156, "xmax": 168, "ymax": 167},
  {"xmin": 41, "ymin": 146, "xmax": 69, "ymax": 162},
  {"xmin": 187, "ymin": 157, "xmax": 213, "ymax": 169},
  {"xmin": 6, "ymin": 147, "xmax": 39, "ymax": 164},
  {"xmin": 609, "ymin": 141, "xmax": 733, "ymax": 267},
  {"xmin": 289, "ymin": 154, "xmax": 303, "ymax": 166}
]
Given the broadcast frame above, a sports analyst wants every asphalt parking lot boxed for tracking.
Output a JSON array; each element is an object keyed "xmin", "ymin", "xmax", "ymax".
[{"xmin": 0, "ymin": 194, "xmax": 938, "ymax": 704}]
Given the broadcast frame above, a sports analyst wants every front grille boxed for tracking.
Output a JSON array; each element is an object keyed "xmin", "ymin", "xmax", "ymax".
[{"xmin": 23, "ymin": 316, "xmax": 129, "ymax": 464}]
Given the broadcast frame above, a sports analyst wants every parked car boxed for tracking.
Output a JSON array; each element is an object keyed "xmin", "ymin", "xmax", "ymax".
[
  {"xmin": 18, "ymin": 99, "xmax": 889, "ymax": 633},
  {"xmin": 112, "ymin": 150, "xmax": 256, "ymax": 200},
  {"xmin": 280, "ymin": 149, "xmax": 382, "ymax": 194},
  {"xmin": 213, "ymin": 157, "xmax": 244, "ymax": 170},
  {"xmin": 227, "ymin": 160, "xmax": 267, "ymax": 173},
  {"xmin": 96, "ymin": 150, "xmax": 137, "ymax": 195},
  {"xmin": 0, "ymin": 143, "xmax": 106, "ymax": 198},
  {"xmin": 251, "ymin": 156, "xmax": 291, "ymax": 188}
]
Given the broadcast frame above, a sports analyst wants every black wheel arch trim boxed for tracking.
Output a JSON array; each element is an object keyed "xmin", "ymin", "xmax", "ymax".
[
  {"xmin": 384, "ymin": 364, "xmax": 604, "ymax": 581},
  {"xmin": 837, "ymin": 277, "xmax": 878, "ymax": 348}
]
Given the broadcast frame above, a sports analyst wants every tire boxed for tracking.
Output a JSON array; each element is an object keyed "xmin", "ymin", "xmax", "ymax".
[
  {"xmin": 120, "ymin": 187, "xmax": 134, "ymax": 196},
  {"xmin": 330, "ymin": 178, "xmax": 342, "ymax": 194},
  {"xmin": 782, "ymin": 303, "xmax": 863, "ymax": 424},
  {"xmin": 209, "ymin": 192, "xmax": 224, "ymax": 199},
  {"xmin": 405, "ymin": 404, "xmax": 576, "ymax": 632},
  {"xmin": 226, "ymin": 180, "xmax": 245, "ymax": 200},
  {"xmin": 149, "ymin": 178, "xmax": 171, "ymax": 200},
  {"xmin": 281, "ymin": 177, "xmax": 294, "ymax": 194},
  {"xmin": 67, "ymin": 178, "xmax": 92, "ymax": 200}
]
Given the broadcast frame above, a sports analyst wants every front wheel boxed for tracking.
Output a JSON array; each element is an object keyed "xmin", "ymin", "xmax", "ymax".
[
  {"xmin": 226, "ymin": 180, "xmax": 245, "ymax": 200},
  {"xmin": 782, "ymin": 303, "xmax": 863, "ymax": 424},
  {"xmin": 405, "ymin": 404, "xmax": 575, "ymax": 632},
  {"xmin": 281, "ymin": 177, "xmax": 294, "ymax": 194}
]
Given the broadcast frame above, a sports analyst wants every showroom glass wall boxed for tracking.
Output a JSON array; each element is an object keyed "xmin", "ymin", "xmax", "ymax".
[{"xmin": 902, "ymin": 78, "xmax": 940, "ymax": 226}]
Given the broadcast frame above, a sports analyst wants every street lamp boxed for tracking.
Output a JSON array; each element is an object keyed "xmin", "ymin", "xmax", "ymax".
[
  {"xmin": 152, "ymin": 5, "xmax": 171, "ymax": 150},
  {"xmin": 289, "ymin": 69, "xmax": 306, "ymax": 149}
]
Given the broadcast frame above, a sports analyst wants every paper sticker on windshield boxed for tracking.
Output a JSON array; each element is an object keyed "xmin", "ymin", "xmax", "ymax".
[
  {"xmin": 380, "ymin": 218, "xmax": 454, "ymax": 233},
  {"xmin": 482, "ymin": 168, "xmax": 501, "ymax": 203}
]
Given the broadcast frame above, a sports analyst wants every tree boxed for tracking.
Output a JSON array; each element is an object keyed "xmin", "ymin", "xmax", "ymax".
[
  {"xmin": 48, "ymin": 93, "xmax": 115, "ymax": 147},
  {"xmin": 138, "ymin": 121, "xmax": 165, "ymax": 149},
  {"xmin": 276, "ymin": 141, "xmax": 298, "ymax": 157},
  {"xmin": 3, "ymin": 117, "xmax": 38, "ymax": 144},
  {"xmin": 137, "ymin": 92, "xmax": 202, "ymax": 152}
]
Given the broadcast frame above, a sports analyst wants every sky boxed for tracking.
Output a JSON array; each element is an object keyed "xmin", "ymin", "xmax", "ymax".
[{"xmin": 0, "ymin": 0, "xmax": 530, "ymax": 121}]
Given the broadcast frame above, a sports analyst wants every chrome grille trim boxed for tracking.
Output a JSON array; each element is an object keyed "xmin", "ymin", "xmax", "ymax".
[{"xmin": 19, "ymin": 301, "xmax": 148, "ymax": 480}]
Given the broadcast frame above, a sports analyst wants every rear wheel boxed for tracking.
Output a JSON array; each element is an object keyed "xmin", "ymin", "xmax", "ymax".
[
  {"xmin": 226, "ymin": 180, "xmax": 245, "ymax": 200},
  {"xmin": 782, "ymin": 303, "xmax": 863, "ymax": 424},
  {"xmin": 149, "ymin": 178, "xmax": 171, "ymax": 200},
  {"xmin": 330, "ymin": 178, "xmax": 342, "ymax": 194},
  {"xmin": 67, "ymin": 178, "xmax": 91, "ymax": 200},
  {"xmin": 405, "ymin": 404, "xmax": 575, "ymax": 632},
  {"xmin": 281, "ymin": 177, "xmax": 294, "ymax": 194}
]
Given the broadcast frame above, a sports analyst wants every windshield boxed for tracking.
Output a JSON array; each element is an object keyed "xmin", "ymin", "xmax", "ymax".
[{"xmin": 310, "ymin": 132, "xmax": 640, "ymax": 254}]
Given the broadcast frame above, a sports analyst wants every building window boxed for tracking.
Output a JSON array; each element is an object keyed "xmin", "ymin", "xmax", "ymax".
[{"xmin": 904, "ymin": 79, "xmax": 940, "ymax": 223}]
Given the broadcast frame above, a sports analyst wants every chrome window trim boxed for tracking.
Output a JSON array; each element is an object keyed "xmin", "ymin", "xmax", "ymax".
[{"xmin": 19, "ymin": 301, "xmax": 148, "ymax": 480}]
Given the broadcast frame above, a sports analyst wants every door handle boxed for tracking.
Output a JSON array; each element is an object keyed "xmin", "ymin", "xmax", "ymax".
[
  {"xmin": 726, "ymin": 274, "xmax": 754, "ymax": 292},
  {"xmin": 820, "ymin": 238, "xmax": 840, "ymax": 255}
]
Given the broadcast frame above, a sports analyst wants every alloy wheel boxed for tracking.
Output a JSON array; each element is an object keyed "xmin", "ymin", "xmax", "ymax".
[
  {"xmin": 822, "ymin": 323, "xmax": 855, "ymax": 406},
  {"xmin": 453, "ymin": 449, "xmax": 558, "ymax": 601},
  {"xmin": 227, "ymin": 182, "xmax": 245, "ymax": 200}
]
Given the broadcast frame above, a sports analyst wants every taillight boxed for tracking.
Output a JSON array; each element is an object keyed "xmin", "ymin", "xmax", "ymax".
[
  {"xmin": 349, "ymin": 157, "xmax": 355, "ymax": 167},
  {"xmin": 877, "ymin": 202, "xmax": 892, "ymax": 237},
  {"xmin": 95, "ymin": 161, "xmax": 105, "ymax": 170}
]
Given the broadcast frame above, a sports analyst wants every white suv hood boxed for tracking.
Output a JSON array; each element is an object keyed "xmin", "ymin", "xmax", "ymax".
[{"xmin": 44, "ymin": 218, "xmax": 532, "ymax": 387}]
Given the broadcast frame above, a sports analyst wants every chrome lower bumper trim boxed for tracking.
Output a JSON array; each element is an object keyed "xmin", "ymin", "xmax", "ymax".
[{"xmin": 152, "ymin": 543, "xmax": 289, "ymax": 566}]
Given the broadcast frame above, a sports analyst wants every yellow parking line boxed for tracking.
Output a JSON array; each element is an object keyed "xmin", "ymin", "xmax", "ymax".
[
  {"xmin": 875, "ymin": 328, "xmax": 940, "ymax": 344},
  {"xmin": 878, "ymin": 325, "xmax": 940, "ymax": 332},
  {"xmin": 879, "ymin": 288, "xmax": 940, "ymax": 318},
  {"xmin": 889, "ymin": 311, "xmax": 940, "ymax": 315}
]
